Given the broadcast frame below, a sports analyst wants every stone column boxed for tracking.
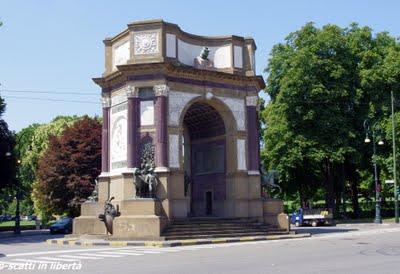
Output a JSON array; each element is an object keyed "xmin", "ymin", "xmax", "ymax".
[
  {"xmin": 126, "ymin": 85, "xmax": 140, "ymax": 169},
  {"xmin": 246, "ymin": 96, "xmax": 260, "ymax": 174},
  {"xmin": 154, "ymin": 84, "xmax": 169, "ymax": 170},
  {"xmin": 101, "ymin": 95, "xmax": 111, "ymax": 173}
]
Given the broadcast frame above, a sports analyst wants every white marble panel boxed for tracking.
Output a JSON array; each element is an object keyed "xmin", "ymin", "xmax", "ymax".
[
  {"xmin": 168, "ymin": 91, "xmax": 201, "ymax": 126},
  {"xmin": 110, "ymin": 107, "xmax": 127, "ymax": 170},
  {"xmin": 140, "ymin": 100, "xmax": 154, "ymax": 126},
  {"xmin": 237, "ymin": 139, "xmax": 247, "ymax": 170},
  {"xmin": 234, "ymin": 45, "xmax": 243, "ymax": 68},
  {"xmin": 169, "ymin": 134, "xmax": 180, "ymax": 168},
  {"xmin": 112, "ymin": 40, "xmax": 130, "ymax": 70},
  {"xmin": 166, "ymin": 33, "xmax": 176, "ymax": 58},
  {"xmin": 216, "ymin": 96, "xmax": 245, "ymax": 130}
]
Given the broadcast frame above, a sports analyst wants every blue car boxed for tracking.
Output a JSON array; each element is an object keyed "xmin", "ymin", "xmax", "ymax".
[{"xmin": 49, "ymin": 217, "xmax": 73, "ymax": 234}]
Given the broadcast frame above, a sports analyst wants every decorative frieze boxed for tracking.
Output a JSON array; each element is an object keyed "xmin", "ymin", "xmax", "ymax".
[
  {"xmin": 101, "ymin": 96, "xmax": 111, "ymax": 108},
  {"xmin": 246, "ymin": 96, "xmax": 258, "ymax": 106},
  {"xmin": 126, "ymin": 85, "xmax": 139, "ymax": 98},
  {"xmin": 153, "ymin": 84, "xmax": 169, "ymax": 97},
  {"xmin": 134, "ymin": 32, "xmax": 159, "ymax": 55}
]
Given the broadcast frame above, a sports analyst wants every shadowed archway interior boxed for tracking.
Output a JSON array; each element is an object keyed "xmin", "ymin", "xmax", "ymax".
[
  {"xmin": 183, "ymin": 102, "xmax": 226, "ymax": 140},
  {"xmin": 183, "ymin": 102, "xmax": 226, "ymax": 216}
]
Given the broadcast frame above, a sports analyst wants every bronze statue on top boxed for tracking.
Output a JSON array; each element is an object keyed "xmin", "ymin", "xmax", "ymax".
[{"xmin": 194, "ymin": 46, "xmax": 214, "ymax": 70}]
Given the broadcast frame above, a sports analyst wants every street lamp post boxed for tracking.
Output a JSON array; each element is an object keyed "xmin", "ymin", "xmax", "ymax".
[
  {"xmin": 364, "ymin": 119, "xmax": 383, "ymax": 224},
  {"xmin": 14, "ymin": 159, "xmax": 22, "ymax": 235},
  {"xmin": 5, "ymin": 132, "xmax": 30, "ymax": 234},
  {"xmin": 391, "ymin": 90, "xmax": 399, "ymax": 224}
]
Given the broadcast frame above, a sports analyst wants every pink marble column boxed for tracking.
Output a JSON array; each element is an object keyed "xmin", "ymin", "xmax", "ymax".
[
  {"xmin": 127, "ymin": 86, "xmax": 140, "ymax": 169},
  {"xmin": 101, "ymin": 96, "xmax": 111, "ymax": 173},
  {"xmin": 246, "ymin": 96, "xmax": 260, "ymax": 172},
  {"xmin": 154, "ymin": 84, "xmax": 169, "ymax": 169}
]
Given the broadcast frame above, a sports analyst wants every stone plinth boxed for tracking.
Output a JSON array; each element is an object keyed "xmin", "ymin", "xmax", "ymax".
[
  {"xmin": 119, "ymin": 198, "xmax": 161, "ymax": 215},
  {"xmin": 263, "ymin": 199, "xmax": 289, "ymax": 231},
  {"xmin": 73, "ymin": 202, "xmax": 107, "ymax": 235},
  {"xmin": 113, "ymin": 215, "xmax": 167, "ymax": 240},
  {"xmin": 113, "ymin": 198, "xmax": 166, "ymax": 239}
]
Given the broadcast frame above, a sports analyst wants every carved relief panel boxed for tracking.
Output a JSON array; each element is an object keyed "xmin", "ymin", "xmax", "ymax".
[{"xmin": 134, "ymin": 32, "xmax": 159, "ymax": 55}]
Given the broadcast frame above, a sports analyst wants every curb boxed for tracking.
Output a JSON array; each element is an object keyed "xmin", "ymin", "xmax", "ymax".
[{"xmin": 46, "ymin": 233, "xmax": 311, "ymax": 247}]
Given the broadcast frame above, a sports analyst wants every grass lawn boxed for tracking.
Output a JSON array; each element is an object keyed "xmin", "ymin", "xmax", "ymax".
[{"xmin": 0, "ymin": 220, "xmax": 36, "ymax": 227}]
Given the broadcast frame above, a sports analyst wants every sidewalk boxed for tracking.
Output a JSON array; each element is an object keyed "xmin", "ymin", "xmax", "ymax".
[{"xmin": 0, "ymin": 229, "xmax": 49, "ymax": 239}]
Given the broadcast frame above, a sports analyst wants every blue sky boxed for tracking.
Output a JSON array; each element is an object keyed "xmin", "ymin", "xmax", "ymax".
[{"xmin": 1, "ymin": 0, "xmax": 400, "ymax": 131}]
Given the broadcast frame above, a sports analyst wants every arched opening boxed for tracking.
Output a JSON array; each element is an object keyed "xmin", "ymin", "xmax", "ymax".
[{"xmin": 183, "ymin": 102, "xmax": 226, "ymax": 217}]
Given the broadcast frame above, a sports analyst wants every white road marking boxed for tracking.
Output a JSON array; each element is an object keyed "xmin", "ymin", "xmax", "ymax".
[
  {"xmin": 78, "ymin": 253, "xmax": 123, "ymax": 258},
  {"xmin": 108, "ymin": 251, "xmax": 143, "ymax": 256},
  {"xmin": 137, "ymin": 250, "xmax": 161, "ymax": 254},
  {"xmin": 98, "ymin": 251, "xmax": 141, "ymax": 256},
  {"xmin": 12, "ymin": 258, "xmax": 56, "ymax": 264},
  {"xmin": 140, "ymin": 248, "xmax": 180, "ymax": 252},
  {"xmin": 59, "ymin": 255, "xmax": 101, "ymax": 260},
  {"xmin": 0, "ymin": 261, "xmax": 26, "ymax": 266},
  {"xmin": 37, "ymin": 256, "xmax": 79, "ymax": 262},
  {"xmin": 5, "ymin": 247, "xmax": 139, "ymax": 257}
]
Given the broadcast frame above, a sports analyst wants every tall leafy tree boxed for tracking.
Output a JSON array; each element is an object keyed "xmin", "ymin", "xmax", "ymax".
[
  {"xmin": 18, "ymin": 116, "xmax": 80, "ymax": 220},
  {"xmin": 0, "ymin": 96, "xmax": 15, "ymax": 213},
  {"xmin": 36, "ymin": 116, "xmax": 101, "ymax": 217},
  {"xmin": 262, "ymin": 22, "xmax": 399, "ymax": 214}
]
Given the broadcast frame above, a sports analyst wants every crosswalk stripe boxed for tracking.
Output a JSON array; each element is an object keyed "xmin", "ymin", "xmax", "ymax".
[
  {"xmin": 78, "ymin": 253, "xmax": 123, "ymax": 258},
  {"xmin": 0, "ymin": 261, "xmax": 26, "ymax": 266},
  {"xmin": 136, "ymin": 250, "xmax": 161, "ymax": 254},
  {"xmin": 37, "ymin": 257, "xmax": 79, "ymax": 262},
  {"xmin": 143, "ymin": 249, "xmax": 181, "ymax": 252},
  {"xmin": 104, "ymin": 251, "xmax": 143, "ymax": 256},
  {"xmin": 12, "ymin": 259, "xmax": 55, "ymax": 264},
  {"xmin": 60, "ymin": 255, "xmax": 101, "ymax": 260},
  {"xmin": 98, "ymin": 251, "xmax": 140, "ymax": 256}
]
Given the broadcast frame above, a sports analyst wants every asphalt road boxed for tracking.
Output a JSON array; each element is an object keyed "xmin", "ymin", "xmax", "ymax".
[{"xmin": 1, "ymin": 224, "xmax": 400, "ymax": 274}]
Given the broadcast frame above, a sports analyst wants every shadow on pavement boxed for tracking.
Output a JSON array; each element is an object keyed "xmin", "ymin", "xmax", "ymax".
[
  {"xmin": 293, "ymin": 226, "xmax": 358, "ymax": 235},
  {"xmin": 0, "ymin": 230, "xmax": 62, "ymax": 245}
]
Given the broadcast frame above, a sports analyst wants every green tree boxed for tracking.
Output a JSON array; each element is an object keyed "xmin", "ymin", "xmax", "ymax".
[
  {"xmin": 18, "ymin": 116, "xmax": 80, "ymax": 221},
  {"xmin": 262, "ymin": 22, "xmax": 399, "ymax": 215},
  {"xmin": 0, "ymin": 96, "xmax": 16, "ymax": 214},
  {"xmin": 36, "ymin": 116, "xmax": 101, "ymax": 217}
]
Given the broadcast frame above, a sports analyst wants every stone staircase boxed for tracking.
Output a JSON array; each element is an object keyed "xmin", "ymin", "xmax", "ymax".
[{"xmin": 162, "ymin": 218, "xmax": 289, "ymax": 240}]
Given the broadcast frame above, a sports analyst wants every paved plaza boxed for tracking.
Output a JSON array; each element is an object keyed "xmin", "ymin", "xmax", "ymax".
[{"xmin": 1, "ymin": 224, "xmax": 400, "ymax": 273}]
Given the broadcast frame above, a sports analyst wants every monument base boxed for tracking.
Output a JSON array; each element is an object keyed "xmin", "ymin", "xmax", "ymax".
[
  {"xmin": 73, "ymin": 201, "xmax": 107, "ymax": 235},
  {"xmin": 262, "ymin": 198, "xmax": 290, "ymax": 231},
  {"xmin": 73, "ymin": 198, "xmax": 168, "ymax": 239},
  {"xmin": 112, "ymin": 215, "xmax": 167, "ymax": 240}
]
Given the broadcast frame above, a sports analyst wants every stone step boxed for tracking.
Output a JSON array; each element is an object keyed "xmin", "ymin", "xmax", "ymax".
[
  {"xmin": 172, "ymin": 218, "xmax": 259, "ymax": 224},
  {"xmin": 163, "ymin": 228, "xmax": 268, "ymax": 236},
  {"xmin": 164, "ymin": 231, "xmax": 277, "ymax": 240},
  {"xmin": 164, "ymin": 226, "xmax": 270, "ymax": 232},
  {"xmin": 168, "ymin": 223, "xmax": 267, "ymax": 228}
]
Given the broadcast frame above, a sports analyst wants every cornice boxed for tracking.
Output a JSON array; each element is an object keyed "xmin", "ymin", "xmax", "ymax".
[{"xmin": 92, "ymin": 61, "xmax": 265, "ymax": 92}]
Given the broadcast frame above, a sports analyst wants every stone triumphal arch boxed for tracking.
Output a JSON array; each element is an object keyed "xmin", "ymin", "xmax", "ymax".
[{"xmin": 74, "ymin": 19, "xmax": 288, "ymax": 239}]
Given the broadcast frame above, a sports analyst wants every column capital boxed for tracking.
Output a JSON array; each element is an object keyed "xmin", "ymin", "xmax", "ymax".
[
  {"xmin": 101, "ymin": 96, "xmax": 111, "ymax": 108},
  {"xmin": 126, "ymin": 84, "xmax": 139, "ymax": 98},
  {"xmin": 153, "ymin": 84, "xmax": 169, "ymax": 97},
  {"xmin": 246, "ymin": 96, "xmax": 258, "ymax": 107}
]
